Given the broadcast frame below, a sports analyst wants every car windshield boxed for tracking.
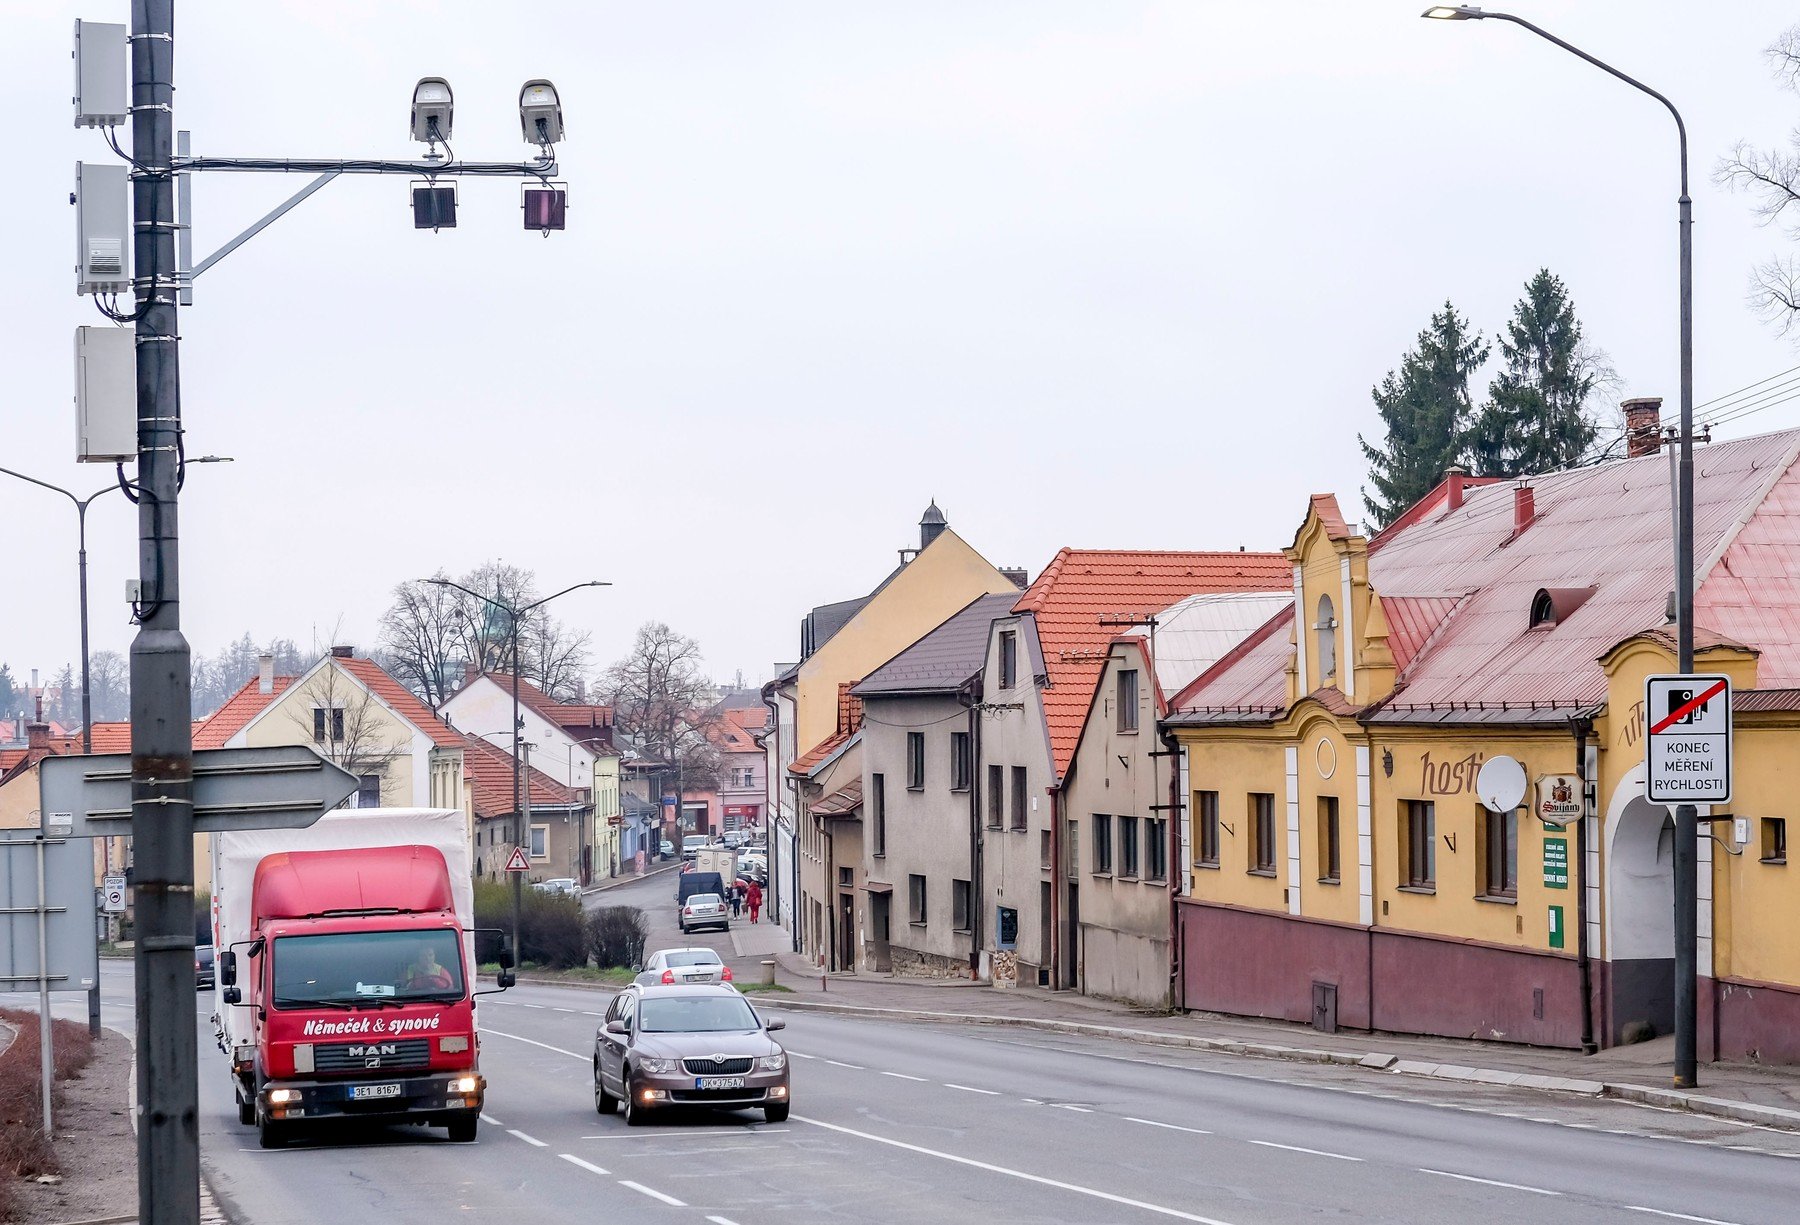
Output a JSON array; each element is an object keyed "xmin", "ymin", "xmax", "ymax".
[
  {"xmin": 687, "ymin": 894, "xmax": 721, "ymax": 906},
  {"xmin": 639, "ymin": 995, "xmax": 760, "ymax": 1033},
  {"xmin": 271, "ymin": 929, "xmax": 464, "ymax": 1008},
  {"xmin": 665, "ymin": 951, "xmax": 720, "ymax": 967}
]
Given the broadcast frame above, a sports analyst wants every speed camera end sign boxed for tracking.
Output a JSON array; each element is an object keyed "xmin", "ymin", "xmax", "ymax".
[{"xmin": 1644, "ymin": 674, "xmax": 1733, "ymax": 806}]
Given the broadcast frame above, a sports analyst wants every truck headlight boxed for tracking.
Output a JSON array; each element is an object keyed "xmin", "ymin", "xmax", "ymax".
[
  {"xmin": 452, "ymin": 1076, "xmax": 479, "ymax": 1094},
  {"xmin": 268, "ymin": 1089, "xmax": 301, "ymax": 1104},
  {"xmin": 757, "ymin": 1053, "xmax": 786, "ymax": 1071},
  {"xmin": 635, "ymin": 1057, "xmax": 677, "ymax": 1074}
]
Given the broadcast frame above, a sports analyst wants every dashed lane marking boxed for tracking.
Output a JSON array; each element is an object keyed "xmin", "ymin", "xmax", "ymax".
[
  {"xmin": 944, "ymin": 1083, "xmax": 999, "ymax": 1095},
  {"xmin": 508, "ymin": 1129, "xmax": 547, "ymax": 1148},
  {"xmin": 480, "ymin": 1113, "xmax": 503, "ymax": 1126},
  {"xmin": 880, "ymin": 1072, "xmax": 928, "ymax": 1082},
  {"xmin": 620, "ymin": 1180, "xmax": 686, "ymax": 1207},
  {"xmin": 825, "ymin": 1060, "xmax": 864, "ymax": 1069},
  {"xmin": 1418, "ymin": 1169, "xmax": 1559, "ymax": 1196},
  {"xmin": 1127, "ymin": 1118, "xmax": 1213, "ymax": 1136},
  {"xmin": 1624, "ymin": 1208, "xmax": 1743, "ymax": 1224},
  {"xmin": 558, "ymin": 1153, "xmax": 610, "ymax": 1176},
  {"xmin": 1050, "ymin": 1104, "xmax": 1094, "ymax": 1114},
  {"xmin": 1249, "ymin": 1141, "xmax": 1360, "ymax": 1162},
  {"xmin": 707, "ymin": 1217, "xmax": 744, "ymax": 1225},
  {"xmin": 793, "ymin": 1115, "xmax": 1242, "ymax": 1224}
]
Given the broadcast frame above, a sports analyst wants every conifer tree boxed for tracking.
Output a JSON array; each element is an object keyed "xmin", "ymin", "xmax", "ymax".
[
  {"xmin": 1466, "ymin": 270, "xmax": 1598, "ymax": 476},
  {"xmin": 1359, "ymin": 302, "xmax": 1489, "ymax": 527}
]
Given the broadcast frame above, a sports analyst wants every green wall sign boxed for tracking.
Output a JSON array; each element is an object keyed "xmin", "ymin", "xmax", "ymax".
[{"xmin": 1543, "ymin": 836, "xmax": 1568, "ymax": 889}]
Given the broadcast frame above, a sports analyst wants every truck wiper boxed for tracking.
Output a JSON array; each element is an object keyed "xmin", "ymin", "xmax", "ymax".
[{"xmin": 274, "ymin": 995, "xmax": 358, "ymax": 1011}]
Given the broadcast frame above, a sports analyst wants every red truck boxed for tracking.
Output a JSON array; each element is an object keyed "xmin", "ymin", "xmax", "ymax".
[{"xmin": 212, "ymin": 809, "xmax": 512, "ymax": 1149}]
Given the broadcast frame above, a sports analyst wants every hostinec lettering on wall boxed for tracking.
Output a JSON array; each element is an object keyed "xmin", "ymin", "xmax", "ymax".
[{"xmin": 1418, "ymin": 750, "xmax": 1484, "ymax": 796}]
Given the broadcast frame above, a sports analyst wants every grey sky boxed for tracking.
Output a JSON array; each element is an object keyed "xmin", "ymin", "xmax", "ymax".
[{"xmin": 5, "ymin": 1, "xmax": 1799, "ymax": 695}]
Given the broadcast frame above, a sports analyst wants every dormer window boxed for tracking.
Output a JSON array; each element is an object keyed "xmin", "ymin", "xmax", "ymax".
[
  {"xmin": 1530, "ymin": 590, "xmax": 1556, "ymax": 628},
  {"xmin": 1528, "ymin": 586, "xmax": 1597, "ymax": 631},
  {"xmin": 1315, "ymin": 595, "xmax": 1337, "ymax": 683}
]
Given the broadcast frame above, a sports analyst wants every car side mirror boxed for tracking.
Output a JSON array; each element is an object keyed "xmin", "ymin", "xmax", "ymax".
[
  {"xmin": 222, "ymin": 986, "xmax": 242, "ymax": 1006},
  {"xmin": 605, "ymin": 1019, "xmax": 629, "ymax": 1036},
  {"xmin": 764, "ymin": 1017, "xmax": 786, "ymax": 1032},
  {"xmin": 218, "ymin": 950, "xmax": 237, "ymax": 987}
]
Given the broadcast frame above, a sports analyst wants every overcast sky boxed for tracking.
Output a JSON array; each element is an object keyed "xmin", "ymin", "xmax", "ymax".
[{"xmin": 5, "ymin": 1, "xmax": 1800, "ymax": 696}]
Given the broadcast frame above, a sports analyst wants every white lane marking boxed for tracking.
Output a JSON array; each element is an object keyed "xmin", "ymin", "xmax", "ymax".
[
  {"xmin": 553, "ymin": 1007, "xmax": 577, "ymax": 1013},
  {"xmin": 508, "ymin": 1129, "xmax": 547, "ymax": 1148},
  {"xmin": 944, "ymin": 1083, "xmax": 999, "ymax": 1095},
  {"xmin": 559, "ymin": 1153, "xmax": 610, "ymax": 1176},
  {"xmin": 619, "ymin": 1180, "xmax": 686, "ymax": 1207},
  {"xmin": 1419, "ymin": 1169, "xmax": 1559, "ymax": 1196},
  {"xmin": 1021, "ymin": 1098, "xmax": 1043, "ymax": 1105},
  {"xmin": 1625, "ymin": 1209, "xmax": 1743, "ymax": 1225},
  {"xmin": 880, "ymin": 1071, "xmax": 928, "ymax": 1082},
  {"xmin": 579, "ymin": 1129, "xmax": 790, "ymax": 1140},
  {"xmin": 793, "ymin": 1116, "xmax": 1241, "ymax": 1224},
  {"xmin": 521, "ymin": 1003, "xmax": 545, "ymax": 1009},
  {"xmin": 1051, "ymin": 1104, "xmax": 1094, "ymax": 1113},
  {"xmin": 825, "ymin": 1060, "xmax": 864, "ymax": 1069},
  {"xmin": 482, "ymin": 1028, "xmax": 588, "ymax": 1062},
  {"xmin": 789, "ymin": 1051, "xmax": 818, "ymax": 1060},
  {"xmin": 707, "ymin": 1217, "xmax": 744, "ymax": 1225},
  {"xmin": 480, "ymin": 1113, "xmax": 503, "ymax": 1126},
  {"xmin": 1127, "ymin": 1118, "xmax": 1213, "ymax": 1136},
  {"xmin": 1249, "ymin": 1141, "xmax": 1360, "ymax": 1162}
]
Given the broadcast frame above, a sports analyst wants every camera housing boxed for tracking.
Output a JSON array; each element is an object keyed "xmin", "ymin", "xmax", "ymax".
[
  {"xmin": 519, "ymin": 79, "xmax": 563, "ymax": 147},
  {"xmin": 411, "ymin": 77, "xmax": 454, "ymax": 144}
]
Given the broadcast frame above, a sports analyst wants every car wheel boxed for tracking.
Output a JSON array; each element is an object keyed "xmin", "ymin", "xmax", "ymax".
[
  {"xmin": 447, "ymin": 1112, "xmax": 479, "ymax": 1142},
  {"xmin": 622, "ymin": 1071, "xmax": 650, "ymax": 1127},
  {"xmin": 236, "ymin": 1092, "xmax": 255, "ymax": 1128},
  {"xmin": 256, "ymin": 1108, "xmax": 289, "ymax": 1149},
  {"xmin": 763, "ymin": 1102, "xmax": 790, "ymax": 1124},
  {"xmin": 594, "ymin": 1066, "xmax": 618, "ymax": 1115}
]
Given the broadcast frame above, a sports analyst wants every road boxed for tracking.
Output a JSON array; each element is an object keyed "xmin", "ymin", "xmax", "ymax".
[{"xmin": 66, "ymin": 883, "xmax": 1800, "ymax": 1224}]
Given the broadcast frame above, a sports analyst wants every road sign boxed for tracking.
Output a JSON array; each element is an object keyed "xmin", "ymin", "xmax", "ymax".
[
  {"xmin": 1644, "ymin": 674, "xmax": 1733, "ymax": 805},
  {"xmin": 0, "ymin": 836, "xmax": 99, "ymax": 994},
  {"xmin": 101, "ymin": 874, "xmax": 127, "ymax": 914},
  {"xmin": 504, "ymin": 846, "xmax": 531, "ymax": 873},
  {"xmin": 38, "ymin": 744, "xmax": 359, "ymax": 838}
]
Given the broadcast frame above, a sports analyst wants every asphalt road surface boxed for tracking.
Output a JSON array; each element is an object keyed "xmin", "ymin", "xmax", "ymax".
[{"xmin": 65, "ymin": 883, "xmax": 1800, "ymax": 1224}]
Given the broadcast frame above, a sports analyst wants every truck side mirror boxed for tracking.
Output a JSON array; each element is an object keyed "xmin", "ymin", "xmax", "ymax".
[
  {"xmin": 497, "ymin": 968, "xmax": 515, "ymax": 989},
  {"xmin": 219, "ymin": 950, "xmax": 237, "ymax": 987},
  {"xmin": 222, "ymin": 986, "xmax": 242, "ymax": 1005},
  {"xmin": 498, "ymin": 947, "xmax": 516, "ymax": 970}
]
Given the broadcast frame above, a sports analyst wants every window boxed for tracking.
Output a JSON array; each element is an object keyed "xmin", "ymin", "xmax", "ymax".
[
  {"xmin": 1145, "ymin": 817, "xmax": 1167, "ymax": 881},
  {"xmin": 312, "ymin": 707, "xmax": 344, "ymax": 743},
  {"xmin": 1317, "ymin": 797, "xmax": 1341, "ymax": 884},
  {"xmin": 987, "ymin": 765, "xmax": 1004, "ymax": 828},
  {"xmin": 1762, "ymin": 817, "xmax": 1787, "ymax": 865},
  {"xmin": 1482, "ymin": 806, "xmax": 1517, "ymax": 898},
  {"xmin": 730, "ymin": 767, "xmax": 756, "ymax": 788},
  {"xmin": 1404, "ymin": 800, "xmax": 1435, "ymax": 890},
  {"xmin": 1197, "ymin": 791, "xmax": 1220, "ymax": 868},
  {"xmin": 1119, "ymin": 816, "xmax": 1140, "ymax": 878},
  {"xmin": 950, "ymin": 732, "xmax": 971, "ymax": 791},
  {"xmin": 357, "ymin": 774, "xmax": 381, "ymax": 809},
  {"xmin": 1117, "ymin": 669, "xmax": 1139, "ymax": 732},
  {"xmin": 837, "ymin": 866, "xmax": 853, "ymax": 888},
  {"xmin": 906, "ymin": 732, "xmax": 925, "ymax": 789},
  {"xmin": 1010, "ymin": 766, "xmax": 1028, "ymax": 830},
  {"xmin": 1249, "ymin": 793, "xmax": 1276, "ymax": 875},
  {"xmin": 1315, "ymin": 595, "xmax": 1337, "ymax": 682},
  {"xmin": 871, "ymin": 773, "xmax": 886, "ymax": 858},
  {"xmin": 908, "ymin": 874, "xmax": 927, "ymax": 925},
  {"xmin": 952, "ymin": 879, "xmax": 972, "ymax": 932},
  {"xmin": 1092, "ymin": 815, "xmax": 1113, "ymax": 874},
  {"xmin": 1065, "ymin": 817, "xmax": 1080, "ymax": 876},
  {"xmin": 1040, "ymin": 829, "xmax": 1052, "ymax": 870},
  {"xmin": 999, "ymin": 630, "xmax": 1018, "ymax": 690},
  {"xmin": 529, "ymin": 824, "xmax": 549, "ymax": 859}
]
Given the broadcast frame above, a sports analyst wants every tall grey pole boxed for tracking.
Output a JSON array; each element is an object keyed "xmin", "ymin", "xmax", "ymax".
[
  {"xmin": 128, "ymin": 2, "xmax": 200, "ymax": 1221},
  {"xmin": 76, "ymin": 506, "xmax": 101, "ymax": 1040},
  {"xmin": 1423, "ymin": 0, "xmax": 1700, "ymax": 1089},
  {"xmin": 36, "ymin": 837, "xmax": 54, "ymax": 1140},
  {"xmin": 511, "ymin": 615, "xmax": 524, "ymax": 963}
]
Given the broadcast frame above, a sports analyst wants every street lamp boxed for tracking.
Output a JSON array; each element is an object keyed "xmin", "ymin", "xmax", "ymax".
[
  {"xmin": 1422, "ymin": 5, "xmax": 1699, "ymax": 1087},
  {"xmin": 424, "ymin": 577, "xmax": 607, "ymax": 962}
]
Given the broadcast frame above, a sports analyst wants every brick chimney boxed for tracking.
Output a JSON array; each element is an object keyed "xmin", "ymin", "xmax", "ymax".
[
  {"xmin": 1513, "ymin": 484, "xmax": 1536, "ymax": 534},
  {"xmin": 330, "ymin": 645, "xmax": 354, "ymax": 659},
  {"xmin": 25, "ymin": 718, "xmax": 48, "ymax": 755},
  {"xmin": 1443, "ymin": 464, "xmax": 1469, "ymax": 512},
  {"xmin": 258, "ymin": 653, "xmax": 276, "ymax": 694},
  {"xmin": 1623, "ymin": 397, "xmax": 1663, "ymax": 458}
]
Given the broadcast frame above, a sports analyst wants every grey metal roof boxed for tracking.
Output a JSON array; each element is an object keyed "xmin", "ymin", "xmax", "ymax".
[
  {"xmin": 853, "ymin": 592, "xmax": 1018, "ymax": 697},
  {"xmin": 802, "ymin": 595, "xmax": 873, "ymax": 659}
]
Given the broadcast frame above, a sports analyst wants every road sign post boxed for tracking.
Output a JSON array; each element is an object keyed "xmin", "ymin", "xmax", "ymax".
[{"xmin": 1645, "ymin": 674, "xmax": 1733, "ymax": 806}]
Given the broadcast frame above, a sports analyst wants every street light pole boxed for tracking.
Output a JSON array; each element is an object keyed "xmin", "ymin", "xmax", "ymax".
[{"xmin": 1423, "ymin": 4, "xmax": 1698, "ymax": 1086}]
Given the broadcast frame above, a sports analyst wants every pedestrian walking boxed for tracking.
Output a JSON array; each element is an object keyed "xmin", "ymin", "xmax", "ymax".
[
  {"xmin": 730, "ymin": 880, "xmax": 745, "ymax": 918},
  {"xmin": 746, "ymin": 880, "xmax": 763, "ymax": 924}
]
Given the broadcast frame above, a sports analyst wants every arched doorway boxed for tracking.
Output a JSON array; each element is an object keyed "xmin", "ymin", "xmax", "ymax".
[{"xmin": 1605, "ymin": 768, "xmax": 1675, "ymax": 1044}]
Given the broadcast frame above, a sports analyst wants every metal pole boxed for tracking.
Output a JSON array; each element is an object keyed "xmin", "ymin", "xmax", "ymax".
[
  {"xmin": 511, "ymin": 615, "xmax": 523, "ymax": 965},
  {"xmin": 36, "ymin": 838, "xmax": 54, "ymax": 1141},
  {"xmin": 129, "ymin": 2, "xmax": 200, "ymax": 1220},
  {"xmin": 78, "ymin": 506, "xmax": 101, "ymax": 1040}
]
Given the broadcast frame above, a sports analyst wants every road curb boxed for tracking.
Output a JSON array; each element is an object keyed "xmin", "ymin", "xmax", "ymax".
[{"xmin": 582, "ymin": 862, "xmax": 679, "ymax": 897}]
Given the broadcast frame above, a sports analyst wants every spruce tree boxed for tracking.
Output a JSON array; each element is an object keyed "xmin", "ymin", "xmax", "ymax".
[
  {"xmin": 1359, "ymin": 301, "xmax": 1489, "ymax": 528},
  {"xmin": 1466, "ymin": 269, "xmax": 1598, "ymax": 476}
]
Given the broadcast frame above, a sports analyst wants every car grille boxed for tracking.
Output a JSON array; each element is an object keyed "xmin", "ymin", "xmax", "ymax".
[
  {"xmin": 682, "ymin": 1056, "xmax": 754, "ymax": 1076},
  {"xmin": 312, "ymin": 1038, "xmax": 431, "ymax": 1073}
]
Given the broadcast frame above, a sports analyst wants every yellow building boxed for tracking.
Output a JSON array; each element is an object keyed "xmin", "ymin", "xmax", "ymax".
[{"xmin": 1168, "ymin": 425, "xmax": 1800, "ymax": 1060}]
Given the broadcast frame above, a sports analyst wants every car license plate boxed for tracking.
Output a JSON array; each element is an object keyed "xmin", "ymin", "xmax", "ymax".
[
  {"xmin": 350, "ymin": 1083, "xmax": 402, "ymax": 1100},
  {"xmin": 697, "ymin": 1077, "xmax": 745, "ymax": 1090}
]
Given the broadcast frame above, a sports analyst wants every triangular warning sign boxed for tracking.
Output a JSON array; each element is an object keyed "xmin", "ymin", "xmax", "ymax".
[{"xmin": 504, "ymin": 846, "xmax": 531, "ymax": 873}]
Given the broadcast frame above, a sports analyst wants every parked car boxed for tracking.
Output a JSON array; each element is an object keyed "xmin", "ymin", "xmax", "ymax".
[
  {"xmin": 721, "ymin": 830, "xmax": 750, "ymax": 850},
  {"xmin": 195, "ymin": 945, "xmax": 215, "ymax": 990},
  {"xmin": 634, "ymin": 947, "xmax": 732, "ymax": 987},
  {"xmin": 678, "ymin": 892, "xmax": 729, "ymax": 934},
  {"xmin": 532, "ymin": 878, "xmax": 580, "ymax": 897},
  {"xmin": 659, "ymin": 839, "xmax": 674, "ymax": 858},
  {"xmin": 681, "ymin": 835, "xmax": 710, "ymax": 861},
  {"xmin": 593, "ymin": 984, "xmax": 788, "ymax": 1125}
]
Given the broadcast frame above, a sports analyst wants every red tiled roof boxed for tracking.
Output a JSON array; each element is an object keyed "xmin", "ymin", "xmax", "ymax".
[
  {"xmin": 812, "ymin": 776, "xmax": 864, "ymax": 817},
  {"xmin": 0, "ymin": 749, "xmax": 25, "ymax": 773},
  {"xmin": 462, "ymin": 732, "xmax": 574, "ymax": 818},
  {"xmin": 1014, "ymin": 549, "xmax": 1290, "ymax": 778},
  {"xmin": 84, "ymin": 723, "xmax": 134, "ymax": 753},
  {"xmin": 194, "ymin": 676, "xmax": 294, "ymax": 749},
  {"xmin": 337, "ymin": 656, "xmax": 466, "ymax": 749},
  {"xmin": 481, "ymin": 673, "xmax": 612, "ymax": 731},
  {"xmin": 790, "ymin": 684, "xmax": 863, "ymax": 777}
]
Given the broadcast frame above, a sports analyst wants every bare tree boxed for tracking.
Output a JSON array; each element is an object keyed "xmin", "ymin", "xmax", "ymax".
[
  {"xmin": 285, "ymin": 657, "xmax": 406, "ymax": 801},
  {"xmin": 1717, "ymin": 27, "xmax": 1800, "ymax": 336},
  {"xmin": 86, "ymin": 650, "xmax": 129, "ymax": 722},
  {"xmin": 604, "ymin": 623, "xmax": 722, "ymax": 790},
  {"xmin": 378, "ymin": 573, "xmax": 467, "ymax": 709}
]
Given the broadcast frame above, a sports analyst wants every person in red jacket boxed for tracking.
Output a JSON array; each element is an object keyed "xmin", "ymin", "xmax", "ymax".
[{"xmin": 745, "ymin": 880, "xmax": 764, "ymax": 924}]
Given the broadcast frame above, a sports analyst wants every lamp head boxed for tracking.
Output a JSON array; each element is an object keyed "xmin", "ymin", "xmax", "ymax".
[
  {"xmin": 519, "ymin": 79, "xmax": 564, "ymax": 148},
  {"xmin": 411, "ymin": 77, "xmax": 455, "ymax": 144},
  {"xmin": 1421, "ymin": 5, "xmax": 1485, "ymax": 18}
]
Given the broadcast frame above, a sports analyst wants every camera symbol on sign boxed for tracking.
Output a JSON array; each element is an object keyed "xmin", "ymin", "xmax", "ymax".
[{"xmin": 1665, "ymin": 688, "xmax": 1704, "ymax": 725}]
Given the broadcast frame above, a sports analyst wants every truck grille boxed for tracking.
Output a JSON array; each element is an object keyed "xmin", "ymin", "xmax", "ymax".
[
  {"xmin": 682, "ymin": 1056, "xmax": 753, "ymax": 1076},
  {"xmin": 312, "ymin": 1038, "xmax": 431, "ymax": 1074}
]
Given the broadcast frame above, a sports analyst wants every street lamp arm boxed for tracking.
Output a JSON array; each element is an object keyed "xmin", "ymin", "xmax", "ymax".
[
  {"xmin": 0, "ymin": 466, "xmax": 81, "ymax": 508},
  {"xmin": 521, "ymin": 580, "xmax": 611, "ymax": 615}
]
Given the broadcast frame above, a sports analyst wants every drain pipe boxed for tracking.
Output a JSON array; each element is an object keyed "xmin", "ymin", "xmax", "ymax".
[
  {"xmin": 1572, "ymin": 715, "xmax": 1598, "ymax": 1056},
  {"xmin": 965, "ymin": 682, "xmax": 984, "ymax": 978}
]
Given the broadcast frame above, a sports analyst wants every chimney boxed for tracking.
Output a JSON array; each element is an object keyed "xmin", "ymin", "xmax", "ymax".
[
  {"xmin": 330, "ymin": 645, "xmax": 354, "ymax": 659},
  {"xmin": 919, "ymin": 499, "xmax": 947, "ymax": 550},
  {"xmin": 258, "ymin": 653, "xmax": 275, "ymax": 694},
  {"xmin": 1443, "ymin": 464, "xmax": 1469, "ymax": 511},
  {"xmin": 1001, "ymin": 567, "xmax": 1029, "ymax": 590},
  {"xmin": 1513, "ymin": 484, "xmax": 1536, "ymax": 534},
  {"xmin": 26, "ymin": 697, "xmax": 48, "ymax": 752},
  {"xmin": 1623, "ymin": 397, "xmax": 1663, "ymax": 458}
]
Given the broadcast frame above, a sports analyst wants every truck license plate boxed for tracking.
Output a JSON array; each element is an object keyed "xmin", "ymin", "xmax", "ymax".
[
  {"xmin": 351, "ymin": 1083, "xmax": 402, "ymax": 1100},
  {"xmin": 697, "ymin": 1077, "xmax": 745, "ymax": 1090}
]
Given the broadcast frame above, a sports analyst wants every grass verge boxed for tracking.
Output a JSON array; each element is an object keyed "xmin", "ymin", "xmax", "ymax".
[
  {"xmin": 0, "ymin": 1008, "xmax": 96, "ymax": 1221},
  {"xmin": 737, "ymin": 983, "xmax": 795, "ymax": 994},
  {"xmin": 485, "ymin": 963, "xmax": 637, "ymax": 985}
]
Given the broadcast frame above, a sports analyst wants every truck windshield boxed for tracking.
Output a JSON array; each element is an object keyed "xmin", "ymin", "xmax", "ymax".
[{"xmin": 271, "ymin": 929, "xmax": 464, "ymax": 1008}]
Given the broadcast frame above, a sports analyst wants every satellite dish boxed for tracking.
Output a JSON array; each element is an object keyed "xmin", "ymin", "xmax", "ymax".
[{"xmin": 1476, "ymin": 755, "xmax": 1527, "ymax": 813}]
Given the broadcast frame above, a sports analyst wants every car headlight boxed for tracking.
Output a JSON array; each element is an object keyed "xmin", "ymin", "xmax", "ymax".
[
  {"xmin": 636, "ymin": 1057, "xmax": 678, "ymax": 1074},
  {"xmin": 757, "ymin": 1053, "xmax": 786, "ymax": 1072}
]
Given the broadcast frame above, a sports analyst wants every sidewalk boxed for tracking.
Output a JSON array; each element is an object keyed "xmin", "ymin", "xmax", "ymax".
[{"xmin": 760, "ymin": 951, "xmax": 1800, "ymax": 1132}]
